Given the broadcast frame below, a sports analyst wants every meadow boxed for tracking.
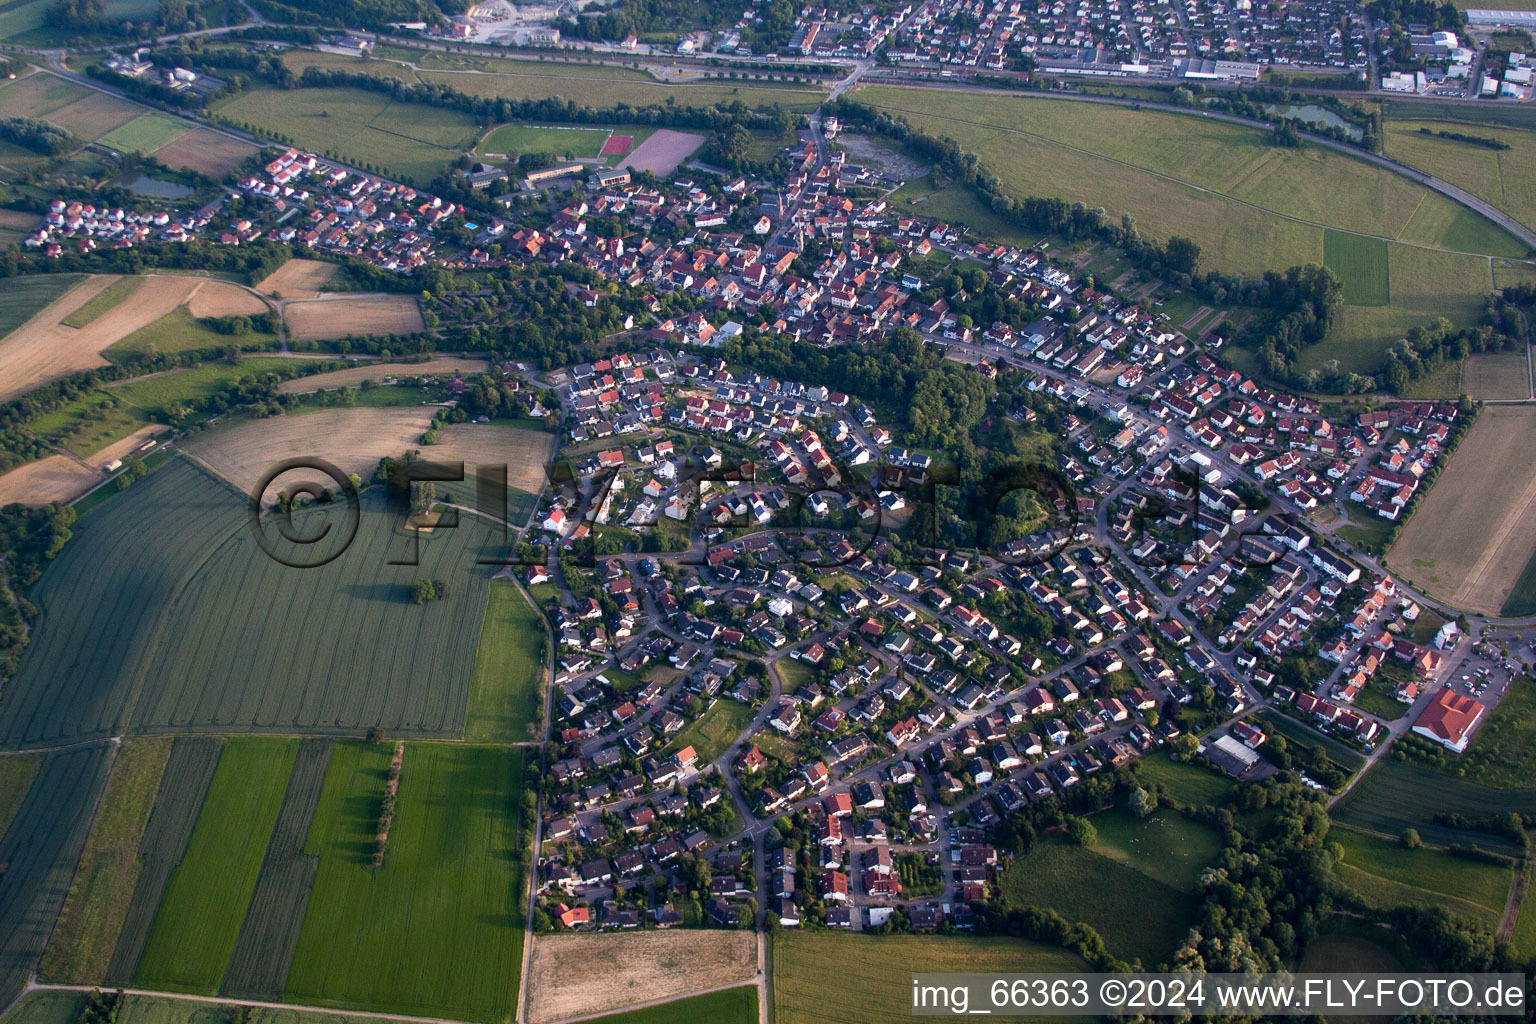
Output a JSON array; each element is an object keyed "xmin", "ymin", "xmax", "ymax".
[
  {"xmin": 106, "ymin": 738, "xmax": 223, "ymax": 985},
  {"xmin": 214, "ymin": 87, "xmax": 482, "ymax": 183},
  {"xmin": 38, "ymin": 737, "xmax": 172, "ymax": 985},
  {"xmin": 97, "ymin": 113, "xmax": 191, "ymax": 155},
  {"xmin": 0, "ymin": 746, "xmax": 114, "ymax": 1009},
  {"xmin": 284, "ymin": 743, "xmax": 528, "ymax": 1023},
  {"xmin": 1385, "ymin": 117, "xmax": 1536, "ymax": 235},
  {"xmin": 0, "ymin": 274, "xmax": 86, "ymax": 338},
  {"xmin": 1087, "ymin": 807, "xmax": 1224, "ymax": 892},
  {"xmin": 1000, "ymin": 833, "xmax": 1201, "ymax": 967},
  {"xmin": 771, "ymin": 931, "xmax": 1087, "ymax": 1024},
  {"xmin": 1329, "ymin": 824, "xmax": 1513, "ymax": 931},
  {"xmin": 0, "ymin": 458, "xmax": 503, "ymax": 749},
  {"xmin": 1132, "ymin": 751, "xmax": 1235, "ymax": 807},
  {"xmin": 1323, "ymin": 230, "xmax": 1390, "ymax": 306},
  {"xmin": 663, "ymin": 698, "xmax": 754, "ymax": 764},
  {"xmin": 134, "ymin": 739, "xmax": 299, "ymax": 993},
  {"xmin": 1332, "ymin": 760, "xmax": 1536, "ymax": 855},
  {"xmin": 110, "ymin": 305, "xmax": 279, "ymax": 357},
  {"xmin": 0, "ymin": 991, "xmax": 86, "ymax": 1024},
  {"xmin": 466, "ymin": 581, "xmax": 546, "ymax": 742}
]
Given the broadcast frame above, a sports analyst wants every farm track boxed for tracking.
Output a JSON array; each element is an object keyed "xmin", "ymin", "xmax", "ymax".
[
  {"xmin": 222, "ymin": 739, "xmax": 334, "ymax": 1000},
  {"xmin": 106, "ymin": 737, "xmax": 225, "ymax": 985}
]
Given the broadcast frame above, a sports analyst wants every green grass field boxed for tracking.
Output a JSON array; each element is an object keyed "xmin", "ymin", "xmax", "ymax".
[
  {"xmin": 1330, "ymin": 824, "xmax": 1513, "ymax": 930},
  {"xmin": 772, "ymin": 931, "xmax": 1087, "ymax": 1024},
  {"xmin": 1503, "ymin": 553, "xmax": 1536, "ymax": 617},
  {"xmin": 1447, "ymin": 675, "xmax": 1536, "ymax": 787},
  {"xmin": 134, "ymin": 739, "xmax": 298, "ymax": 993},
  {"xmin": 109, "ymin": 305, "xmax": 279, "ymax": 357},
  {"xmin": 0, "ymin": 274, "xmax": 86, "ymax": 338},
  {"xmin": 0, "ymin": 753, "xmax": 42, "ymax": 843},
  {"xmin": 38, "ymin": 737, "xmax": 172, "ymax": 984},
  {"xmin": 584, "ymin": 987, "xmax": 758, "ymax": 1024},
  {"xmin": 214, "ymin": 87, "xmax": 482, "ymax": 184},
  {"xmin": 773, "ymin": 658, "xmax": 814, "ymax": 694},
  {"xmin": 662, "ymin": 698, "xmax": 754, "ymax": 765},
  {"xmin": 466, "ymin": 581, "xmax": 546, "ymax": 742},
  {"xmin": 1332, "ymin": 760, "xmax": 1536, "ymax": 855},
  {"xmin": 1324, "ymin": 230, "xmax": 1390, "ymax": 306},
  {"xmin": 477, "ymin": 123, "xmax": 610, "ymax": 158},
  {"xmin": 1000, "ymin": 833, "xmax": 1200, "ymax": 966},
  {"xmin": 1298, "ymin": 930, "xmax": 1406, "ymax": 973},
  {"xmin": 284, "ymin": 743, "xmax": 527, "ymax": 1023},
  {"xmin": 1386, "ymin": 119, "xmax": 1536, "ymax": 237},
  {"xmin": 0, "ymin": 991, "xmax": 87, "ymax": 1024},
  {"xmin": 97, "ymin": 114, "xmax": 191, "ymax": 155},
  {"xmin": 0, "ymin": 458, "xmax": 501, "ymax": 749},
  {"xmin": 1132, "ymin": 751, "xmax": 1235, "ymax": 807},
  {"xmin": 60, "ymin": 276, "xmax": 144, "ymax": 329},
  {"xmin": 1088, "ymin": 808, "xmax": 1224, "ymax": 892}
]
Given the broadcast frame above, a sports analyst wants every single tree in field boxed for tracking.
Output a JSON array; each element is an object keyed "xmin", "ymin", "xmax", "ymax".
[{"xmin": 412, "ymin": 579, "xmax": 436, "ymax": 604}]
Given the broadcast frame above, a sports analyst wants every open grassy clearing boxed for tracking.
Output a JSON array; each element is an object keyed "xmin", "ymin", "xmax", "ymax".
[
  {"xmin": 889, "ymin": 173, "xmax": 1040, "ymax": 248},
  {"xmin": 134, "ymin": 738, "xmax": 299, "ymax": 994},
  {"xmin": 1298, "ymin": 930, "xmax": 1405, "ymax": 972},
  {"xmin": 1462, "ymin": 350, "xmax": 1530, "ymax": 401},
  {"xmin": 1331, "ymin": 824, "xmax": 1513, "ymax": 929},
  {"xmin": 1088, "ymin": 807, "xmax": 1224, "ymax": 892},
  {"xmin": 531, "ymin": 931, "xmax": 757, "ymax": 1024},
  {"xmin": 1495, "ymin": 257, "xmax": 1536, "ymax": 291},
  {"xmin": 1385, "ymin": 118, "xmax": 1536, "ymax": 237},
  {"xmin": 105, "ymin": 738, "xmax": 223, "ymax": 985},
  {"xmin": 1132, "ymin": 750, "xmax": 1235, "ymax": 806},
  {"xmin": 0, "ymin": 753, "xmax": 42, "ymax": 842},
  {"xmin": 214, "ymin": 87, "xmax": 482, "ymax": 183},
  {"xmin": 1001, "ymin": 832, "xmax": 1199, "ymax": 966},
  {"xmin": 111, "ymin": 303, "xmax": 278, "ymax": 357},
  {"xmin": 1324, "ymin": 229, "xmax": 1390, "ymax": 306},
  {"xmin": 1332, "ymin": 760, "xmax": 1536, "ymax": 856},
  {"xmin": 771, "ymin": 931, "xmax": 1087, "ymax": 1024},
  {"xmin": 466, "ymin": 580, "xmax": 546, "ymax": 742},
  {"xmin": 97, "ymin": 113, "xmax": 191, "ymax": 154},
  {"xmin": 223, "ymin": 739, "xmax": 333, "ymax": 999},
  {"xmin": 1296, "ymin": 244, "xmax": 1494, "ymax": 378},
  {"xmin": 285, "ymin": 744, "xmax": 528, "ymax": 1023},
  {"xmin": 38, "ymin": 737, "xmax": 172, "ymax": 985},
  {"xmin": 0, "ymin": 745, "xmax": 114, "ymax": 1009},
  {"xmin": 580, "ymin": 987, "xmax": 758, "ymax": 1024},
  {"xmin": 1388, "ymin": 406, "xmax": 1536, "ymax": 614},
  {"xmin": 662, "ymin": 697, "xmax": 753, "ymax": 765},
  {"xmin": 0, "ymin": 274, "xmax": 88, "ymax": 339},
  {"xmin": 61, "ymin": 275, "xmax": 145, "ymax": 329},
  {"xmin": 0, "ymin": 458, "xmax": 501, "ymax": 749},
  {"xmin": 856, "ymin": 85, "xmax": 1524, "ymax": 273}
]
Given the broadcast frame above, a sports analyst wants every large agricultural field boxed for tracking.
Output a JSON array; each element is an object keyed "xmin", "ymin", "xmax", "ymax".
[
  {"xmin": 284, "ymin": 744, "xmax": 528, "ymax": 1022},
  {"xmin": 1462, "ymin": 350, "xmax": 1532, "ymax": 401},
  {"xmin": 1384, "ymin": 117, "xmax": 1536, "ymax": 238},
  {"xmin": 38, "ymin": 737, "xmax": 172, "ymax": 985},
  {"xmin": 134, "ymin": 739, "xmax": 299, "ymax": 994},
  {"xmin": 256, "ymin": 258, "xmax": 340, "ymax": 298},
  {"xmin": 1387, "ymin": 406, "xmax": 1536, "ymax": 614},
  {"xmin": 283, "ymin": 295, "xmax": 424, "ymax": 340},
  {"xmin": 528, "ymin": 930, "xmax": 758, "ymax": 1024},
  {"xmin": 581, "ymin": 988, "xmax": 758, "ymax": 1024},
  {"xmin": 1332, "ymin": 759, "xmax": 1536, "ymax": 855},
  {"xmin": 150, "ymin": 128, "xmax": 260, "ymax": 176},
  {"xmin": 467, "ymin": 581, "xmax": 547, "ymax": 742},
  {"xmin": 0, "ymin": 274, "xmax": 88, "ymax": 339},
  {"xmin": 0, "ymin": 746, "xmax": 115, "ymax": 1009},
  {"xmin": 771, "ymin": 931, "xmax": 1087, "ymax": 1024},
  {"xmin": 0, "ymin": 457, "xmax": 504, "ymax": 749}
]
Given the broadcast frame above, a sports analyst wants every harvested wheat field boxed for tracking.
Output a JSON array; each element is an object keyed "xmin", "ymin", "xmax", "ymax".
[
  {"xmin": 277, "ymin": 356, "xmax": 492, "ymax": 393},
  {"xmin": 0, "ymin": 456, "xmax": 103, "ymax": 506},
  {"xmin": 1388, "ymin": 406, "xmax": 1536, "ymax": 614},
  {"xmin": 284, "ymin": 295, "xmax": 424, "ymax": 339},
  {"xmin": 255, "ymin": 258, "xmax": 339, "ymax": 299},
  {"xmin": 186, "ymin": 281, "xmax": 269, "ymax": 318},
  {"xmin": 526, "ymin": 930, "xmax": 757, "ymax": 1024},
  {"xmin": 619, "ymin": 129, "xmax": 706, "ymax": 175},
  {"xmin": 150, "ymin": 127, "xmax": 258, "ymax": 176},
  {"xmin": 187, "ymin": 405, "xmax": 436, "ymax": 501},
  {"xmin": 421, "ymin": 422, "xmax": 555, "ymax": 493},
  {"xmin": 1462, "ymin": 351, "xmax": 1532, "ymax": 402}
]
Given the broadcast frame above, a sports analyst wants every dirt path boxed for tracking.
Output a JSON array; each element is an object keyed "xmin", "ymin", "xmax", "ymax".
[{"xmin": 1497, "ymin": 858, "xmax": 1529, "ymax": 944}]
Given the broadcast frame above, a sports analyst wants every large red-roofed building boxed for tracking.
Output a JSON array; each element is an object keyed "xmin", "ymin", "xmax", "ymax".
[{"xmin": 1411, "ymin": 688, "xmax": 1485, "ymax": 753}]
